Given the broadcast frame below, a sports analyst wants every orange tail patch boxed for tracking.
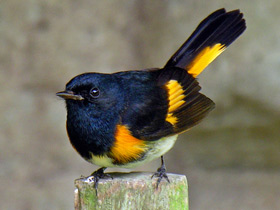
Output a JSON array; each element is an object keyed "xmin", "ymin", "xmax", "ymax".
[{"xmin": 187, "ymin": 43, "xmax": 225, "ymax": 78}]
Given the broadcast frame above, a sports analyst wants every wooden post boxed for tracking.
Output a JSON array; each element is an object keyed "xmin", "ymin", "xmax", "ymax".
[{"xmin": 74, "ymin": 172, "xmax": 188, "ymax": 210}]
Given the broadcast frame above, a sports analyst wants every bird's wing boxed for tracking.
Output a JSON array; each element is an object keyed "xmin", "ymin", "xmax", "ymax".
[
  {"xmin": 119, "ymin": 67, "xmax": 214, "ymax": 141},
  {"xmin": 156, "ymin": 67, "xmax": 215, "ymax": 135}
]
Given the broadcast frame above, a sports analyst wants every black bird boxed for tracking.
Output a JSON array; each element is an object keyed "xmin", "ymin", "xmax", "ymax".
[{"xmin": 57, "ymin": 8, "xmax": 246, "ymax": 191}]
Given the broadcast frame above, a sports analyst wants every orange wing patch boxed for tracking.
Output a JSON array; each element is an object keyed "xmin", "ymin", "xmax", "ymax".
[
  {"xmin": 110, "ymin": 125, "xmax": 147, "ymax": 164},
  {"xmin": 187, "ymin": 43, "xmax": 226, "ymax": 78},
  {"xmin": 165, "ymin": 80, "xmax": 185, "ymax": 125}
]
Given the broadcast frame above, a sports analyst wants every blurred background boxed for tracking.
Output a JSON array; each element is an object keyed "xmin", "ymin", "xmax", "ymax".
[{"xmin": 1, "ymin": 0, "xmax": 280, "ymax": 209}]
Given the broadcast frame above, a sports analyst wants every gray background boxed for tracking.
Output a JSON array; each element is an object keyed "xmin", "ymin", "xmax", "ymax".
[{"xmin": 1, "ymin": 0, "xmax": 280, "ymax": 209}]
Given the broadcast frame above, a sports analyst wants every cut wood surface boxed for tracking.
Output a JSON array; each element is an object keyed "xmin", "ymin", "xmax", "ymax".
[{"xmin": 74, "ymin": 172, "xmax": 188, "ymax": 210}]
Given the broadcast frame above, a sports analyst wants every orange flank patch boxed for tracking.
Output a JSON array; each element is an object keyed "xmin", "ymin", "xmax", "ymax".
[
  {"xmin": 187, "ymin": 43, "xmax": 226, "ymax": 78},
  {"xmin": 110, "ymin": 125, "xmax": 147, "ymax": 164},
  {"xmin": 165, "ymin": 80, "xmax": 185, "ymax": 125}
]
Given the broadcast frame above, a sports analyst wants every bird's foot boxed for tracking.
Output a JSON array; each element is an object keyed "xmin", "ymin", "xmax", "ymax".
[
  {"xmin": 151, "ymin": 156, "xmax": 170, "ymax": 189},
  {"xmin": 85, "ymin": 167, "xmax": 113, "ymax": 195}
]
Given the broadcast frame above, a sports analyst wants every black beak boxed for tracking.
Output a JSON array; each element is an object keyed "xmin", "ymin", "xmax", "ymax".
[{"xmin": 56, "ymin": 90, "xmax": 84, "ymax": 100}]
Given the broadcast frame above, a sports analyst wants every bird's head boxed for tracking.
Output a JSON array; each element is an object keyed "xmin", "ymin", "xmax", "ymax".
[{"xmin": 56, "ymin": 73, "xmax": 125, "ymax": 118}]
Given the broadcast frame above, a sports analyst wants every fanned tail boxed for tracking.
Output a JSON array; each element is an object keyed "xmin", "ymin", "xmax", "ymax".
[{"xmin": 165, "ymin": 8, "xmax": 246, "ymax": 78}]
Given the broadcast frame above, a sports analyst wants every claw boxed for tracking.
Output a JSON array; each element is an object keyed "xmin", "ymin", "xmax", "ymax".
[
  {"xmin": 151, "ymin": 156, "xmax": 170, "ymax": 189},
  {"xmin": 86, "ymin": 167, "xmax": 113, "ymax": 196}
]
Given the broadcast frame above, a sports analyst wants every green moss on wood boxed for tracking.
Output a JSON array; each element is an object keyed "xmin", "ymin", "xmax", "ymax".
[{"xmin": 75, "ymin": 172, "xmax": 188, "ymax": 210}]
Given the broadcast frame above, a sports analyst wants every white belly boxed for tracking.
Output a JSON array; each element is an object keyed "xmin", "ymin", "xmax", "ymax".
[{"xmin": 88, "ymin": 135, "xmax": 178, "ymax": 168}]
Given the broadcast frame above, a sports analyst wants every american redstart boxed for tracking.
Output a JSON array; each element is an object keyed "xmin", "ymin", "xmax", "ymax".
[{"xmin": 57, "ymin": 8, "xmax": 246, "ymax": 191}]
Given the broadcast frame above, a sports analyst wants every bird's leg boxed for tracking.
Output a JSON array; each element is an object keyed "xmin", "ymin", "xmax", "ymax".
[
  {"xmin": 151, "ymin": 156, "xmax": 170, "ymax": 188},
  {"xmin": 87, "ymin": 167, "xmax": 113, "ymax": 195}
]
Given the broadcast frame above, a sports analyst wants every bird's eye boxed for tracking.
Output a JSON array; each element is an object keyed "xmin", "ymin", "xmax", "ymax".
[{"xmin": 90, "ymin": 87, "xmax": 100, "ymax": 98}]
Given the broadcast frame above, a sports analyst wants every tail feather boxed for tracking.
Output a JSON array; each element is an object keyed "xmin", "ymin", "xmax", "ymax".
[{"xmin": 165, "ymin": 8, "xmax": 246, "ymax": 78}]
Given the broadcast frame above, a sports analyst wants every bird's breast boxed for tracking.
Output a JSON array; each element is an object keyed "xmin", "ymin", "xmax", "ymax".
[{"xmin": 66, "ymin": 109, "xmax": 117, "ymax": 158}]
